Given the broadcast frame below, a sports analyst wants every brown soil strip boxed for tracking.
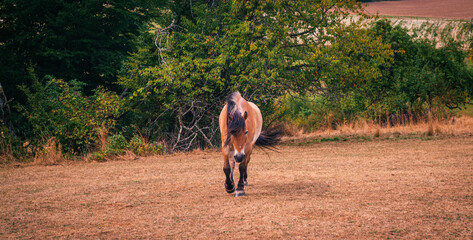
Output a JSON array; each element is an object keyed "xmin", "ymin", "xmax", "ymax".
[{"xmin": 363, "ymin": 0, "xmax": 473, "ymax": 20}]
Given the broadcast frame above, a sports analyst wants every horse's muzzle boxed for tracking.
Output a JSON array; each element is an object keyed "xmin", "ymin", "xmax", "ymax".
[{"xmin": 234, "ymin": 154, "xmax": 245, "ymax": 163}]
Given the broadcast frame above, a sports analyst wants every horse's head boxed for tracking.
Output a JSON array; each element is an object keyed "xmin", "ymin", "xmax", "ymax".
[{"xmin": 225, "ymin": 109, "xmax": 248, "ymax": 163}]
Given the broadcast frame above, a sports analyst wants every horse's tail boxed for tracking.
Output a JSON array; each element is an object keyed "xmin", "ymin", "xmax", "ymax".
[{"xmin": 255, "ymin": 125, "xmax": 284, "ymax": 150}]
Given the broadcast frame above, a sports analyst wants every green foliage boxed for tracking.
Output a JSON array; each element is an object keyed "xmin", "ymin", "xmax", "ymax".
[
  {"xmin": 119, "ymin": 0, "xmax": 364, "ymax": 151},
  {"xmin": 370, "ymin": 19, "xmax": 473, "ymax": 110},
  {"xmin": 2, "ymin": 1, "xmax": 472, "ymax": 161},
  {"xmin": 275, "ymin": 93, "xmax": 371, "ymax": 131},
  {"xmin": 0, "ymin": 125, "xmax": 29, "ymax": 163},
  {"xmin": 309, "ymin": 24, "xmax": 394, "ymax": 100},
  {"xmin": 276, "ymin": 94, "xmax": 326, "ymax": 131},
  {"xmin": 91, "ymin": 134, "xmax": 164, "ymax": 161},
  {"xmin": 275, "ymin": 19, "xmax": 473, "ymax": 131},
  {"xmin": 0, "ymin": 0, "xmax": 164, "ymax": 101},
  {"xmin": 129, "ymin": 136, "xmax": 165, "ymax": 155},
  {"xmin": 17, "ymin": 76, "xmax": 125, "ymax": 154},
  {"xmin": 106, "ymin": 134, "xmax": 128, "ymax": 155},
  {"xmin": 0, "ymin": 0, "xmax": 166, "ymax": 160}
]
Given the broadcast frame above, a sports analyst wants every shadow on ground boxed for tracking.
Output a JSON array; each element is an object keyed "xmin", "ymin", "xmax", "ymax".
[{"xmin": 250, "ymin": 181, "xmax": 330, "ymax": 198}]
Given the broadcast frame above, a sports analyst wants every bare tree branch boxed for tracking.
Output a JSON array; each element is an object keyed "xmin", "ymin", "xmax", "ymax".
[{"xmin": 155, "ymin": 19, "xmax": 178, "ymax": 67}]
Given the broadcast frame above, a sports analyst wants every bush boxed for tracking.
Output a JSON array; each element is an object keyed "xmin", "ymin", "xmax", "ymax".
[
  {"xmin": 91, "ymin": 134, "xmax": 165, "ymax": 161},
  {"xmin": 17, "ymin": 75, "xmax": 125, "ymax": 155},
  {"xmin": 275, "ymin": 93, "xmax": 372, "ymax": 131},
  {"xmin": 0, "ymin": 125, "xmax": 28, "ymax": 163},
  {"xmin": 107, "ymin": 134, "xmax": 128, "ymax": 155},
  {"xmin": 129, "ymin": 136, "xmax": 165, "ymax": 156},
  {"xmin": 370, "ymin": 20, "xmax": 473, "ymax": 111},
  {"xmin": 275, "ymin": 94, "xmax": 324, "ymax": 131}
]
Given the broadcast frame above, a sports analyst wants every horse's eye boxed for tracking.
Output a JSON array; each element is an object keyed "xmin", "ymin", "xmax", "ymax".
[{"xmin": 245, "ymin": 130, "xmax": 248, "ymax": 135}]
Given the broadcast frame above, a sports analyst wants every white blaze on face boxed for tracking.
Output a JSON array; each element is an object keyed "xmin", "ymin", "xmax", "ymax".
[{"xmin": 234, "ymin": 147, "xmax": 245, "ymax": 157}]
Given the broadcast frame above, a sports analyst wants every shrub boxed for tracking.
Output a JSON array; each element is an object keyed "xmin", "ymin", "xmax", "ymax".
[
  {"xmin": 370, "ymin": 20, "xmax": 473, "ymax": 111},
  {"xmin": 91, "ymin": 134, "xmax": 165, "ymax": 161},
  {"xmin": 0, "ymin": 125, "xmax": 28, "ymax": 163},
  {"xmin": 106, "ymin": 134, "xmax": 128, "ymax": 156},
  {"xmin": 129, "ymin": 136, "xmax": 165, "ymax": 156},
  {"xmin": 275, "ymin": 94, "xmax": 327, "ymax": 131},
  {"xmin": 18, "ymin": 75, "xmax": 125, "ymax": 155}
]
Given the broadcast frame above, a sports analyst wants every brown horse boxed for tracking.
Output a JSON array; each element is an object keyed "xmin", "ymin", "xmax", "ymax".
[{"xmin": 219, "ymin": 91, "xmax": 282, "ymax": 197}]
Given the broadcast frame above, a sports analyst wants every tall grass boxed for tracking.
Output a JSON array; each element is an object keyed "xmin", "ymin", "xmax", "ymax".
[
  {"xmin": 0, "ymin": 127, "xmax": 29, "ymax": 164},
  {"xmin": 275, "ymin": 93, "xmax": 473, "ymax": 139},
  {"xmin": 0, "ymin": 140, "xmax": 15, "ymax": 164},
  {"xmin": 282, "ymin": 114, "xmax": 473, "ymax": 142},
  {"xmin": 33, "ymin": 137, "xmax": 63, "ymax": 165}
]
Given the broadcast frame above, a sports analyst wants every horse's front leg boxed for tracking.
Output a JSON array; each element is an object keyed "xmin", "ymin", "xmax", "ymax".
[
  {"xmin": 235, "ymin": 155, "xmax": 250, "ymax": 197},
  {"xmin": 223, "ymin": 148, "xmax": 235, "ymax": 193}
]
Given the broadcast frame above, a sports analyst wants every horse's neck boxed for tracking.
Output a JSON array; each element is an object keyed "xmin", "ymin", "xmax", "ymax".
[{"xmin": 234, "ymin": 96, "xmax": 247, "ymax": 113}]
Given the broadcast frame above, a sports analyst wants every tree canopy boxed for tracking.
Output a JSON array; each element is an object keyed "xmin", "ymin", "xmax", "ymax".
[
  {"xmin": 118, "ymin": 0, "xmax": 374, "ymax": 150},
  {"xmin": 0, "ymin": 0, "xmax": 163, "ymax": 99}
]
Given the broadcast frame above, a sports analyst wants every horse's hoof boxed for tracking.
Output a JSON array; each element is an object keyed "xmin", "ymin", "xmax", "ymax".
[
  {"xmin": 235, "ymin": 190, "xmax": 245, "ymax": 197},
  {"xmin": 225, "ymin": 184, "xmax": 235, "ymax": 193},
  {"xmin": 244, "ymin": 180, "xmax": 248, "ymax": 186}
]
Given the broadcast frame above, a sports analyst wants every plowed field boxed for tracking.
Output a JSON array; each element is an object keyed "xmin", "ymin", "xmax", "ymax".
[{"xmin": 363, "ymin": 0, "xmax": 473, "ymax": 19}]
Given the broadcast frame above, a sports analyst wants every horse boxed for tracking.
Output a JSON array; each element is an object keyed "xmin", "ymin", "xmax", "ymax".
[{"xmin": 219, "ymin": 91, "xmax": 283, "ymax": 197}]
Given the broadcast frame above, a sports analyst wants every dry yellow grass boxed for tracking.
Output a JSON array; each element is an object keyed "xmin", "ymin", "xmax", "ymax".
[
  {"xmin": 32, "ymin": 137, "xmax": 62, "ymax": 166},
  {"xmin": 284, "ymin": 115, "xmax": 473, "ymax": 142},
  {"xmin": 1, "ymin": 136, "xmax": 473, "ymax": 239}
]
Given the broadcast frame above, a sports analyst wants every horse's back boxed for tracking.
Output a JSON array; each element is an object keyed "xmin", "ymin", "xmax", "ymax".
[
  {"xmin": 246, "ymin": 101, "xmax": 263, "ymax": 144},
  {"xmin": 219, "ymin": 104, "xmax": 228, "ymax": 146}
]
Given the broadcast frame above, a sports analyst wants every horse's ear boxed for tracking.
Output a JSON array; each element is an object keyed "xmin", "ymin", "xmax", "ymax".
[{"xmin": 243, "ymin": 111, "xmax": 248, "ymax": 120}]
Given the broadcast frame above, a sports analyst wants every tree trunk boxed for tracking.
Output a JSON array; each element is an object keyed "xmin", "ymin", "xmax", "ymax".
[{"xmin": 0, "ymin": 82, "xmax": 16, "ymax": 137}]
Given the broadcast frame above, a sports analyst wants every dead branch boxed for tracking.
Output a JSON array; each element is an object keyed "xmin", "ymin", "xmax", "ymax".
[
  {"xmin": 169, "ymin": 98, "xmax": 221, "ymax": 152},
  {"xmin": 155, "ymin": 19, "xmax": 178, "ymax": 67}
]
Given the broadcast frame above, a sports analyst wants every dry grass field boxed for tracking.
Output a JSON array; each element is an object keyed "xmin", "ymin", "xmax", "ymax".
[{"xmin": 1, "ymin": 136, "xmax": 473, "ymax": 239}]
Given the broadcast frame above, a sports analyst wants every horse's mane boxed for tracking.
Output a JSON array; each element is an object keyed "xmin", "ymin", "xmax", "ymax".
[{"xmin": 225, "ymin": 91, "xmax": 246, "ymax": 146}]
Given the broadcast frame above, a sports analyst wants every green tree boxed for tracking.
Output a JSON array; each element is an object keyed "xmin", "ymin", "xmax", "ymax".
[
  {"xmin": 272, "ymin": 19, "xmax": 473, "ymax": 130},
  {"xmin": 119, "ymin": 0, "xmax": 368, "ymax": 150},
  {"xmin": 0, "ymin": 0, "xmax": 163, "ymax": 100},
  {"xmin": 370, "ymin": 20, "xmax": 473, "ymax": 111}
]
